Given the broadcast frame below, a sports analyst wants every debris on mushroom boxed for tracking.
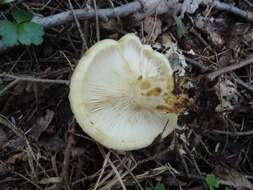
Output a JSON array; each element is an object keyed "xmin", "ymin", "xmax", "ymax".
[{"xmin": 69, "ymin": 34, "xmax": 189, "ymax": 151}]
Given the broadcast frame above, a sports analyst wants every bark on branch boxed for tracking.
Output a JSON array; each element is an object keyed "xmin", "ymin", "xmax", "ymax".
[
  {"xmin": 0, "ymin": 1, "xmax": 142, "ymax": 52},
  {"xmin": 0, "ymin": 0, "xmax": 252, "ymax": 52}
]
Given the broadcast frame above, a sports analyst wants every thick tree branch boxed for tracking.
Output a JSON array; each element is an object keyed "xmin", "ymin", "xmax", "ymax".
[
  {"xmin": 0, "ymin": 0, "xmax": 252, "ymax": 52},
  {"xmin": 33, "ymin": 1, "xmax": 142, "ymax": 28}
]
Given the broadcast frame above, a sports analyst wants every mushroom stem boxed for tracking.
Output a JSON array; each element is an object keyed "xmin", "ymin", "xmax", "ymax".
[{"xmin": 132, "ymin": 76, "xmax": 188, "ymax": 113}]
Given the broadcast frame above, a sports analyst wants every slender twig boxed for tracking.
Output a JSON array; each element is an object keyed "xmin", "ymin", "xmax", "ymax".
[
  {"xmin": 0, "ymin": 73, "xmax": 69, "ymax": 85},
  {"xmin": 93, "ymin": 152, "xmax": 111, "ymax": 190},
  {"xmin": 211, "ymin": 129, "xmax": 253, "ymax": 136},
  {"xmin": 210, "ymin": 0, "xmax": 253, "ymax": 22},
  {"xmin": 56, "ymin": 121, "xmax": 76, "ymax": 190},
  {"xmin": 0, "ymin": 79, "xmax": 20, "ymax": 95},
  {"xmin": 68, "ymin": 0, "xmax": 88, "ymax": 51},
  {"xmin": 93, "ymin": 0, "xmax": 100, "ymax": 41},
  {"xmin": 107, "ymin": 159, "xmax": 127, "ymax": 190},
  {"xmin": 33, "ymin": 1, "xmax": 142, "ymax": 28},
  {"xmin": 207, "ymin": 57, "xmax": 253, "ymax": 81},
  {"xmin": 243, "ymin": 0, "xmax": 253, "ymax": 8},
  {"xmin": 232, "ymin": 73, "xmax": 253, "ymax": 91},
  {"xmin": 185, "ymin": 57, "xmax": 209, "ymax": 72}
]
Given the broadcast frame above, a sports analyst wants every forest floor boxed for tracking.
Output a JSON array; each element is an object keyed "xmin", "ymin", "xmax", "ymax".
[{"xmin": 1, "ymin": 0, "xmax": 253, "ymax": 190}]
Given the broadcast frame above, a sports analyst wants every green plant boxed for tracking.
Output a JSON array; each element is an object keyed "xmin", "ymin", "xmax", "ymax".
[
  {"xmin": 0, "ymin": 9, "xmax": 44, "ymax": 46},
  {"xmin": 206, "ymin": 174, "xmax": 219, "ymax": 190},
  {"xmin": 145, "ymin": 182, "xmax": 166, "ymax": 190},
  {"xmin": 206, "ymin": 174, "xmax": 234, "ymax": 190},
  {"xmin": 174, "ymin": 16, "xmax": 187, "ymax": 38},
  {"xmin": 0, "ymin": 0, "xmax": 14, "ymax": 4}
]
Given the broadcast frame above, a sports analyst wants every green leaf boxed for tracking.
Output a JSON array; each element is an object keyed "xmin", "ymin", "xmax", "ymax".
[
  {"xmin": 0, "ymin": 20, "xmax": 17, "ymax": 46},
  {"xmin": 206, "ymin": 174, "xmax": 219, "ymax": 190},
  {"xmin": 225, "ymin": 186, "xmax": 233, "ymax": 190},
  {"xmin": 175, "ymin": 16, "xmax": 187, "ymax": 38},
  {"xmin": 17, "ymin": 22, "xmax": 44, "ymax": 45},
  {"xmin": 11, "ymin": 9, "xmax": 33, "ymax": 24},
  {"xmin": 0, "ymin": 0, "xmax": 15, "ymax": 4},
  {"xmin": 154, "ymin": 182, "xmax": 166, "ymax": 190},
  {"xmin": 145, "ymin": 182, "xmax": 166, "ymax": 190},
  {"xmin": 0, "ymin": 84, "xmax": 8, "ymax": 96}
]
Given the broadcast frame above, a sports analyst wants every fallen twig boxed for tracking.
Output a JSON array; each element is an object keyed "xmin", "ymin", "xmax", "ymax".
[
  {"xmin": 232, "ymin": 73, "xmax": 253, "ymax": 91},
  {"xmin": 68, "ymin": 0, "xmax": 87, "ymax": 52},
  {"xmin": 0, "ymin": 0, "xmax": 252, "ymax": 52},
  {"xmin": 207, "ymin": 57, "xmax": 253, "ymax": 81},
  {"xmin": 185, "ymin": 57, "xmax": 209, "ymax": 72},
  {"xmin": 211, "ymin": 0, "xmax": 253, "ymax": 22},
  {"xmin": 93, "ymin": 0, "xmax": 100, "ymax": 42},
  {"xmin": 0, "ymin": 79, "xmax": 20, "ymax": 96},
  {"xmin": 0, "ymin": 1, "xmax": 142, "ymax": 52},
  {"xmin": 56, "ymin": 121, "xmax": 76, "ymax": 190},
  {"xmin": 212, "ymin": 129, "xmax": 253, "ymax": 136},
  {"xmin": 0, "ymin": 73, "xmax": 69, "ymax": 85}
]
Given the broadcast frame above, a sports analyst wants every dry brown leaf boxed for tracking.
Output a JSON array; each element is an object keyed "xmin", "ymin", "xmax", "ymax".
[
  {"xmin": 5, "ymin": 151, "xmax": 27, "ymax": 164},
  {"xmin": 215, "ymin": 78, "xmax": 243, "ymax": 112},
  {"xmin": 215, "ymin": 166, "xmax": 253, "ymax": 190},
  {"xmin": 144, "ymin": 16, "xmax": 162, "ymax": 42},
  {"xmin": 0, "ymin": 163, "xmax": 11, "ymax": 176},
  {"xmin": 29, "ymin": 109, "xmax": 54, "ymax": 141},
  {"xmin": 195, "ymin": 16, "xmax": 226, "ymax": 47},
  {"xmin": 39, "ymin": 135, "xmax": 65, "ymax": 152},
  {"xmin": 161, "ymin": 34, "xmax": 188, "ymax": 76}
]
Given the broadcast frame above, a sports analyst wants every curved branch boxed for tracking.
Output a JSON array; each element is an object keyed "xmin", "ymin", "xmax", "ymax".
[
  {"xmin": 0, "ymin": 0, "xmax": 252, "ymax": 52},
  {"xmin": 0, "ymin": 1, "xmax": 142, "ymax": 52}
]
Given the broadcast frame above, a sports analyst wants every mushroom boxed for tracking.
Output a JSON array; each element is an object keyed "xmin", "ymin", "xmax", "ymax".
[{"xmin": 69, "ymin": 34, "xmax": 187, "ymax": 151}]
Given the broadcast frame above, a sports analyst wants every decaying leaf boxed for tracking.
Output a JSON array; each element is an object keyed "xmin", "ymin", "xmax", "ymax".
[
  {"xmin": 175, "ymin": 16, "xmax": 187, "ymax": 38},
  {"xmin": 39, "ymin": 135, "xmax": 65, "ymax": 152},
  {"xmin": 181, "ymin": 0, "xmax": 205, "ymax": 16},
  {"xmin": 195, "ymin": 16, "xmax": 226, "ymax": 47},
  {"xmin": 29, "ymin": 109, "xmax": 54, "ymax": 141},
  {"xmin": 134, "ymin": 0, "xmax": 180, "ymax": 21},
  {"xmin": 215, "ymin": 166, "xmax": 253, "ymax": 190},
  {"xmin": 215, "ymin": 78, "xmax": 243, "ymax": 112},
  {"xmin": 0, "ymin": 128, "xmax": 7, "ymax": 147},
  {"xmin": 161, "ymin": 34, "xmax": 188, "ymax": 76},
  {"xmin": 144, "ymin": 16, "xmax": 162, "ymax": 42},
  {"xmin": 243, "ymin": 28, "xmax": 253, "ymax": 46},
  {"xmin": 195, "ymin": 16, "xmax": 250, "ymax": 52},
  {"xmin": 0, "ymin": 163, "xmax": 11, "ymax": 176},
  {"xmin": 5, "ymin": 151, "xmax": 27, "ymax": 164},
  {"xmin": 3, "ymin": 137, "xmax": 25, "ymax": 151}
]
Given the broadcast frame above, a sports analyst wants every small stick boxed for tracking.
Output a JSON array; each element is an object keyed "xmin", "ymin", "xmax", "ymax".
[
  {"xmin": 232, "ymin": 73, "xmax": 253, "ymax": 91},
  {"xmin": 0, "ymin": 79, "xmax": 20, "ymax": 95},
  {"xmin": 207, "ymin": 57, "xmax": 253, "ymax": 81},
  {"xmin": 211, "ymin": 0, "xmax": 253, "ymax": 22},
  {"xmin": 68, "ymin": 0, "xmax": 88, "ymax": 51},
  {"xmin": 185, "ymin": 57, "xmax": 209, "ymax": 72},
  {"xmin": 0, "ymin": 73, "xmax": 69, "ymax": 85},
  {"xmin": 56, "ymin": 121, "xmax": 76, "ymax": 190},
  {"xmin": 212, "ymin": 129, "xmax": 253, "ymax": 136},
  {"xmin": 93, "ymin": 0, "xmax": 100, "ymax": 42}
]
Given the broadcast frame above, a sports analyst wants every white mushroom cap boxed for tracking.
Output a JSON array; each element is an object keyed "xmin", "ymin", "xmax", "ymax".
[{"xmin": 69, "ymin": 34, "xmax": 179, "ymax": 151}]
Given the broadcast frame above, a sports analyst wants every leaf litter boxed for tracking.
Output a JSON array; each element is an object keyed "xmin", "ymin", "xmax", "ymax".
[{"xmin": 0, "ymin": 0, "xmax": 253, "ymax": 189}]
